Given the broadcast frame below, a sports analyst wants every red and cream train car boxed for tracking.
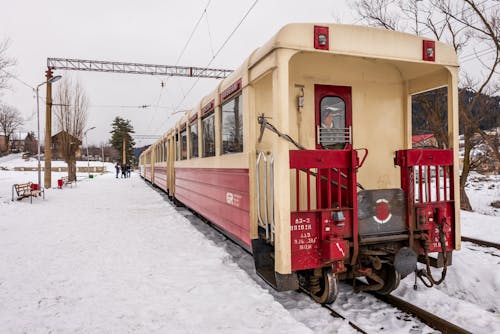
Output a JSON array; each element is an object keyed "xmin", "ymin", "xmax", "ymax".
[{"xmin": 139, "ymin": 23, "xmax": 460, "ymax": 304}]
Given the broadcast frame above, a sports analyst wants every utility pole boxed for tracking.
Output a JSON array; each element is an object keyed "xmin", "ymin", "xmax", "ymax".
[{"xmin": 44, "ymin": 68, "xmax": 53, "ymax": 189}]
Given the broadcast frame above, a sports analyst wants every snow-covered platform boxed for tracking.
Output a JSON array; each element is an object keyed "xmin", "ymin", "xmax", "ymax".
[{"xmin": 0, "ymin": 157, "xmax": 498, "ymax": 333}]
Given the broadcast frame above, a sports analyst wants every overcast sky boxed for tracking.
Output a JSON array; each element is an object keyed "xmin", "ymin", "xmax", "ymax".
[
  {"xmin": 0, "ymin": 0, "xmax": 358, "ymax": 147},
  {"xmin": 1, "ymin": 1, "xmax": 495, "ymax": 147}
]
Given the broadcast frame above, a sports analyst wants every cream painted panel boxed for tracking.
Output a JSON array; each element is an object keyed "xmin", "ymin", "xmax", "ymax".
[{"xmin": 289, "ymin": 52, "xmax": 404, "ymax": 190}]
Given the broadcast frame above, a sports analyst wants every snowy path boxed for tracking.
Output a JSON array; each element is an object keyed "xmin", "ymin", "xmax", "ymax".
[
  {"xmin": 0, "ymin": 173, "xmax": 314, "ymax": 333},
  {"xmin": 1, "ymin": 166, "xmax": 499, "ymax": 333}
]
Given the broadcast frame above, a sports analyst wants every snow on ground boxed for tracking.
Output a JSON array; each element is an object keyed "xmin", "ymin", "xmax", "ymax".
[
  {"xmin": 0, "ymin": 172, "xmax": 313, "ymax": 333},
  {"xmin": 0, "ymin": 155, "xmax": 499, "ymax": 333},
  {"xmin": 465, "ymin": 172, "xmax": 500, "ymax": 217}
]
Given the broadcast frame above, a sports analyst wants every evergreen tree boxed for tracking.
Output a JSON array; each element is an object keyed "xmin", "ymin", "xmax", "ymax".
[{"xmin": 110, "ymin": 116, "xmax": 135, "ymax": 164}]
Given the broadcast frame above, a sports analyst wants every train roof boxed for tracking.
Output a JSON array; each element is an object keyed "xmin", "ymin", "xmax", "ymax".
[{"xmin": 249, "ymin": 23, "xmax": 458, "ymax": 68}]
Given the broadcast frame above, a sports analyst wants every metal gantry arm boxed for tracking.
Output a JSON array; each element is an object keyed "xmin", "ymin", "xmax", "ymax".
[{"xmin": 47, "ymin": 58, "xmax": 233, "ymax": 79}]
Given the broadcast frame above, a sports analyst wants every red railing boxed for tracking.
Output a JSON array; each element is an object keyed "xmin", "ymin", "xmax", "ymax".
[
  {"xmin": 289, "ymin": 150, "xmax": 358, "ymax": 212},
  {"xmin": 396, "ymin": 149, "xmax": 454, "ymax": 205}
]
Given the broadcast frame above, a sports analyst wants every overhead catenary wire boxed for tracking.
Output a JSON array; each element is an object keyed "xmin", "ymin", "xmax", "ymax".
[
  {"xmin": 173, "ymin": 0, "xmax": 259, "ymax": 112},
  {"xmin": 144, "ymin": 0, "xmax": 213, "ymax": 135},
  {"xmin": 152, "ymin": 0, "xmax": 259, "ymax": 135}
]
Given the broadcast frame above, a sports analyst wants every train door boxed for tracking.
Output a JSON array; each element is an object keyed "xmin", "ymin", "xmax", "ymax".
[
  {"xmin": 315, "ymin": 85, "xmax": 353, "ymax": 209},
  {"xmin": 315, "ymin": 84, "xmax": 352, "ymax": 150}
]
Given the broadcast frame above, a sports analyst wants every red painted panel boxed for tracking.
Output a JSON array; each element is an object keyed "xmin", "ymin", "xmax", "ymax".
[
  {"xmin": 423, "ymin": 40, "xmax": 436, "ymax": 62},
  {"xmin": 314, "ymin": 25, "xmax": 329, "ymax": 50},
  {"xmin": 154, "ymin": 167, "xmax": 168, "ymax": 192},
  {"xmin": 175, "ymin": 168, "xmax": 250, "ymax": 247},
  {"xmin": 396, "ymin": 149, "xmax": 453, "ymax": 166},
  {"xmin": 145, "ymin": 164, "xmax": 152, "ymax": 182},
  {"xmin": 314, "ymin": 84, "xmax": 352, "ymax": 150},
  {"xmin": 289, "ymin": 150, "xmax": 352, "ymax": 169}
]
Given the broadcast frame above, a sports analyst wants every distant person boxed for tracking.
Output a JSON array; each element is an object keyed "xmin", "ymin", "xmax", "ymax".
[
  {"xmin": 121, "ymin": 163, "xmax": 126, "ymax": 178},
  {"xmin": 115, "ymin": 163, "xmax": 120, "ymax": 178},
  {"xmin": 126, "ymin": 164, "xmax": 131, "ymax": 178}
]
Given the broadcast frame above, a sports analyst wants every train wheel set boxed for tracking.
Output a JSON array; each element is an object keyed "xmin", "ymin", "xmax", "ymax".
[{"xmin": 139, "ymin": 23, "xmax": 460, "ymax": 305}]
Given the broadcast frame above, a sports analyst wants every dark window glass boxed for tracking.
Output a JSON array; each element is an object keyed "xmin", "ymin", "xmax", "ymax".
[
  {"xmin": 221, "ymin": 94, "xmax": 243, "ymax": 154},
  {"xmin": 180, "ymin": 129, "xmax": 187, "ymax": 160},
  {"xmin": 319, "ymin": 96, "xmax": 346, "ymax": 149},
  {"xmin": 202, "ymin": 112, "xmax": 215, "ymax": 157},
  {"xmin": 175, "ymin": 133, "xmax": 180, "ymax": 161},
  {"xmin": 190, "ymin": 122, "xmax": 198, "ymax": 158}
]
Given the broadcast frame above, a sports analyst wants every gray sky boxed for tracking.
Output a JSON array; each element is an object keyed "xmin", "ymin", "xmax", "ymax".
[
  {"xmin": 0, "ymin": 0, "xmax": 356, "ymax": 147},
  {"xmin": 1, "ymin": 1, "xmax": 495, "ymax": 147}
]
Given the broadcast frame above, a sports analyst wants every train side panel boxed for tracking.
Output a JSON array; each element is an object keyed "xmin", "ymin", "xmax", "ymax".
[{"xmin": 175, "ymin": 167, "xmax": 251, "ymax": 248}]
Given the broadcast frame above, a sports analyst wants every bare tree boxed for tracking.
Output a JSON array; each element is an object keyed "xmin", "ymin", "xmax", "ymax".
[
  {"xmin": 0, "ymin": 39, "xmax": 16, "ymax": 94},
  {"xmin": 54, "ymin": 78, "xmax": 89, "ymax": 181},
  {"xmin": 0, "ymin": 103, "xmax": 23, "ymax": 149},
  {"xmin": 351, "ymin": 0, "xmax": 500, "ymax": 210}
]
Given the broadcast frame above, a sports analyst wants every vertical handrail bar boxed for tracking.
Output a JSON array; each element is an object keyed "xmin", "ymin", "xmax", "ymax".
[
  {"xmin": 316, "ymin": 168, "xmax": 321, "ymax": 209},
  {"xmin": 436, "ymin": 166, "xmax": 440, "ymax": 202},
  {"xmin": 269, "ymin": 153, "xmax": 275, "ymax": 244},
  {"xmin": 443, "ymin": 166, "xmax": 448, "ymax": 201},
  {"xmin": 418, "ymin": 165, "xmax": 424, "ymax": 203},
  {"xmin": 337, "ymin": 169, "xmax": 342, "ymax": 207},
  {"xmin": 296, "ymin": 169, "xmax": 300, "ymax": 211},
  {"xmin": 427, "ymin": 165, "xmax": 432, "ymax": 202},
  {"xmin": 327, "ymin": 167, "xmax": 332, "ymax": 209},
  {"xmin": 306, "ymin": 169, "xmax": 311, "ymax": 210},
  {"xmin": 256, "ymin": 152, "xmax": 269, "ymax": 240}
]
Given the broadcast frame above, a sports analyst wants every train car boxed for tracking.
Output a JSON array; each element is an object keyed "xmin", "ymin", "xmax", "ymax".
[{"xmin": 139, "ymin": 23, "xmax": 460, "ymax": 304}]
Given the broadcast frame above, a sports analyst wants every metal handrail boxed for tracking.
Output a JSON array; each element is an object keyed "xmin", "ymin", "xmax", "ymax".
[{"xmin": 256, "ymin": 152, "xmax": 269, "ymax": 240}]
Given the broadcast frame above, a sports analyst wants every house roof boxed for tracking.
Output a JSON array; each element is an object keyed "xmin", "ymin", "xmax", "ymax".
[{"xmin": 412, "ymin": 134, "xmax": 435, "ymax": 145}]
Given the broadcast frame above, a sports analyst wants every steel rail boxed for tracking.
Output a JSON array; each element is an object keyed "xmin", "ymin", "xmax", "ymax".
[
  {"xmin": 461, "ymin": 236, "xmax": 500, "ymax": 250},
  {"xmin": 322, "ymin": 304, "xmax": 368, "ymax": 334},
  {"xmin": 374, "ymin": 294, "xmax": 473, "ymax": 334}
]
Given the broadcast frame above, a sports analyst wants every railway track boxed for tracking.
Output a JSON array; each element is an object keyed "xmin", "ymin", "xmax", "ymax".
[
  {"xmin": 461, "ymin": 236, "xmax": 500, "ymax": 250},
  {"xmin": 373, "ymin": 294, "xmax": 472, "ymax": 334},
  {"xmin": 321, "ymin": 304, "xmax": 368, "ymax": 333},
  {"xmin": 151, "ymin": 182, "xmax": 476, "ymax": 333}
]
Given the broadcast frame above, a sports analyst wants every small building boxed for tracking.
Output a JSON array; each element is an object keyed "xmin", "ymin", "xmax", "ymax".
[
  {"xmin": 412, "ymin": 134, "xmax": 438, "ymax": 148},
  {"xmin": 0, "ymin": 135, "xmax": 7, "ymax": 153},
  {"xmin": 51, "ymin": 131, "xmax": 82, "ymax": 160}
]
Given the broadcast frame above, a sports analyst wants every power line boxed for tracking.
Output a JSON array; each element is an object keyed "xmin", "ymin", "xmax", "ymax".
[
  {"xmin": 0, "ymin": 69, "xmax": 35, "ymax": 92},
  {"xmin": 145, "ymin": 0, "xmax": 213, "ymax": 135},
  {"xmin": 152, "ymin": 0, "xmax": 260, "ymax": 135},
  {"xmin": 173, "ymin": 0, "xmax": 259, "ymax": 112},
  {"xmin": 461, "ymin": 49, "xmax": 496, "ymax": 63}
]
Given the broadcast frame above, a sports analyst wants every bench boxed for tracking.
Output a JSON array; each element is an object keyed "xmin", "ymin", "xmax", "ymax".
[
  {"xmin": 59, "ymin": 176, "xmax": 77, "ymax": 188},
  {"xmin": 11, "ymin": 182, "xmax": 45, "ymax": 203}
]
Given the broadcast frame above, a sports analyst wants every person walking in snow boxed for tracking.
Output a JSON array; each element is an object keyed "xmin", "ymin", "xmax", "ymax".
[
  {"xmin": 126, "ymin": 164, "xmax": 131, "ymax": 178},
  {"xmin": 121, "ymin": 163, "xmax": 126, "ymax": 178},
  {"xmin": 115, "ymin": 163, "xmax": 120, "ymax": 178}
]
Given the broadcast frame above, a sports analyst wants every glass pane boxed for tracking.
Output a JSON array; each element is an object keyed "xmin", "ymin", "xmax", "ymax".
[
  {"xmin": 190, "ymin": 122, "xmax": 198, "ymax": 158},
  {"xmin": 202, "ymin": 113, "xmax": 215, "ymax": 157},
  {"xmin": 222, "ymin": 95, "xmax": 243, "ymax": 154},
  {"xmin": 320, "ymin": 96, "xmax": 346, "ymax": 149},
  {"xmin": 180, "ymin": 130, "xmax": 187, "ymax": 160}
]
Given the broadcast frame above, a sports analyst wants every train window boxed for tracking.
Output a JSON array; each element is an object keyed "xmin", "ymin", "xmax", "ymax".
[
  {"xmin": 180, "ymin": 129, "xmax": 187, "ymax": 160},
  {"xmin": 202, "ymin": 112, "xmax": 215, "ymax": 157},
  {"xmin": 221, "ymin": 94, "xmax": 243, "ymax": 154},
  {"xmin": 175, "ymin": 132, "xmax": 180, "ymax": 161},
  {"xmin": 319, "ymin": 96, "xmax": 346, "ymax": 149},
  {"xmin": 190, "ymin": 121, "xmax": 199, "ymax": 158}
]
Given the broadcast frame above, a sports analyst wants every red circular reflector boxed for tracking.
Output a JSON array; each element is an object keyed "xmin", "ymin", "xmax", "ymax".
[{"xmin": 376, "ymin": 201, "xmax": 390, "ymax": 221}]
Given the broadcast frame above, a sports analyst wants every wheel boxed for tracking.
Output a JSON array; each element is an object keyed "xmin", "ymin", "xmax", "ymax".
[
  {"xmin": 310, "ymin": 267, "xmax": 339, "ymax": 304},
  {"xmin": 371, "ymin": 264, "xmax": 401, "ymax": 295}
]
